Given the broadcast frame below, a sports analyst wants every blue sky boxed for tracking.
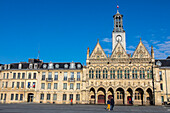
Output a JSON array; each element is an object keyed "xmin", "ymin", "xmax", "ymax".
[{"xmin": 0, "ymin": 0, "xmax": 170, "ymax": 64}]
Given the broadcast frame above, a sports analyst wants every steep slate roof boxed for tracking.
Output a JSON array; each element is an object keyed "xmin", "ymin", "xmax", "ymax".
[{"xmin": 155, "ymin": 57, "xmax": 170, "ymax": 67}]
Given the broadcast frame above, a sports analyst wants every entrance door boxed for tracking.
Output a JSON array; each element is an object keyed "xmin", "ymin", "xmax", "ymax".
[
  {"xmin": 28, "ymin": 93, "xmax": 34, "ymax": 102},
  {"xmin": 127, "ymin": 96, "xmax": 132, "ymax": 104},
  {"xmin": 98, "ymin": 95, "xmax": 105, "ymax": 104}
]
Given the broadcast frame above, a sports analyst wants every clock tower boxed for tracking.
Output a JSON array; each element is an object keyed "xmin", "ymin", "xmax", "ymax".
[{"xmin": 112, "ymin": 9, "xmax": 126, "ymax": 51}]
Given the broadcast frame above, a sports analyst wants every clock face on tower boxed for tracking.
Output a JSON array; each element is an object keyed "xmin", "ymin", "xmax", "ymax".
[{"xmin": 116, "ymin": 35, "xmax": 122, "ymax": 42}]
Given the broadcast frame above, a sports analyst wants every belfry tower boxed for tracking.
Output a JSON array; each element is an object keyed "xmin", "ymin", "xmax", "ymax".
[{"xmin": 112, "ymin": 6, "xmax": 126, "ymax": 51}]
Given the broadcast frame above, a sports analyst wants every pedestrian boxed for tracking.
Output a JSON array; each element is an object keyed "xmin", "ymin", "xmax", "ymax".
[
  {"xmin": 71, "ymin": 98, "xmax": 73, "ymax": 105},
  {"xmin": 107, "ymin": 99, "xmax": 110, "ymax": 111},
  {"xmin": 110, "ymin": 97, "xmax": 114, "ymax": 110}
]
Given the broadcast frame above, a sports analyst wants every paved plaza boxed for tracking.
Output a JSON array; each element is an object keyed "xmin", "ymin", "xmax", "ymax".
[{"xmin": 0, "ymin": 104, "xmax": 169, "ymax": 113}]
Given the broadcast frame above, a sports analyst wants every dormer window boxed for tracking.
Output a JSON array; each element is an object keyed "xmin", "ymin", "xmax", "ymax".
[
  {"xmin": 8, "ymin": 64, "xmax": 10, "ymax": 69},
  {"xmin": 48, "ymin": 63, "xmax": 53, "ymax": 69},
  {"xmin": 156, "ymin": 61, "xmax": 162, "ymax": 67},
  {"xmin": 0, "ymin": 66, "xmax": 2, "ymax": 70},
  {"xmin": 4, "ymin": 64, "xmax": 7, "ymax": 70},
  {"xmin": 55, "ymin": 64, "xmax": 59, "ymax": 68},
  {"xmin": 64, "ymin": 64, "xmax": 68, "ymax": 68},
  {"xmin": 29, "ymin": 64, "xmax": 33, "ymax": 69},
  {"xmin": 77, "ymin": 64, "xmax": 81, "ymax": 69},
  {"xmin": 43, "ymin": 64, "xmax": 47, "ymax": 69},
  {"xmin": 70, "ymin": 62, "xmax": 75, "ymax": 69},
  {"xmin": 34, "ymin": 63, "xmax": 38, "ymax": 69},
  {"xmin": 18, "ymin": 64, "xmax": 22, "ymax": 69}
]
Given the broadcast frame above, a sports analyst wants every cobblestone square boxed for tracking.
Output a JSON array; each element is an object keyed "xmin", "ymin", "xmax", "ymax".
[{"xmin": 0, "ymin": 104, "xmax": 169, "ymax": 113}]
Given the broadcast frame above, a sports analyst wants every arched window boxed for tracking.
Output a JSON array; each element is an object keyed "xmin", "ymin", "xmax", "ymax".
[
  {"xmin": 103, "ymin": 68, "xmax": 108, "ymax": 79},
  {"xmin": 89, "ymin": 69, "xmax": 94, "ymax": 79},
  {"xmin": 96, "ymin": 68, "xmax": 101, "ymax": 79},
  {"xmin": 124, "ymin": 68, "xmax": 130, "ymax": 79},
  {"xmin": 117, "ymin": 68, "xmax": 122, "ymax": 79},
  {"xmin": 147, "ymin": 68, "xmax": 152, "ymax": 79},
  {"xmin": 110, "ymin": 68, "xmax": 115, "ymax": 79},
  {"xmin": 140, "ymin": 68, "xmax": 145, "ymax": 79},
  {"xmin": 132, "ymin": 68, "xmax": 138, "ymax": 79}
]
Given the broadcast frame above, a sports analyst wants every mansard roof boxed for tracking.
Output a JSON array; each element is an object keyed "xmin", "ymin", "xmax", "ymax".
[{"xmin": 155, "ymin": 57, "xmax": 170, "ymax": 67}]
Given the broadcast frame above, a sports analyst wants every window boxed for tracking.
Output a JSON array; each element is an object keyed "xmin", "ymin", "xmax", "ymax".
[
  {"xmin": 76, "ymin": 83, "xmax": 80, "ymax": 89},
  {"xmin": 89, "ymin": 69, "xmax": 94, "ymax": 79},
  {"xmin": 2, "ymin": 82, "xmax": 4, "ymax": 88},
  {"xmin": 64, "ymin": 72, "xmax": 67, "ymax": 81},
  {"xmin": 53, "ymin": 94, "xmax": 57, "ymax": 100},
  {"xmin": 12, "ymin": 82, "xmax": 15, "ymax": 88},
  {"xmin": 47, "ymin": 94, "xmax": 51, "ymax": 100},
  {"xmin": 33, "ymin": 82, "xmax": 36, "ymax": 88},
  {"xmin": 117, "ymin": 91, "xmax": 123, "ymax": 99},
  {"xmin": 1, "ymin": 93, "xmax": 3, "ymax": 100},
  {"xmin": 11, "ymin": 94, "xmax": 14, "ymax": 100},
  {"xmin": 33, "ymin": 73, "xmax": 36, "ymax": 79},
  {"xmin": 7, "ymin": 73, "xmax": 9, "ymax": 79},
  {"xmin": 28, "ymin": 82, "xmax": 31, "ymax": 88},
  {"xmin": 140, "ymin": 68, "xmax": 145, "ymax": 79},
  {"xmin": 103, "ymin": 68, "xmax": 108, "ymax": 79},
  {"xmin": 42, "ymin": 72, "xmax": 46, "ymax": 80},
  {"xmin": 124, "ymin": 69, "xmax": 129, "ymax": 79},
  {"xmin": 96, "ymin": 68, "xmax": 100, "ymax": 79},
  {"xmin": 15, "ymin": 94, "xmax": 18, "ymax": 100},
  {"xmin": 17, "ymin": 82, "xmax": 20, "ymax": 88},
  {"xmin": 41, "ymin": 83, "xmax": 45, "ymax": 89},
  {"xmin": 5, "ymin": 82, "xmax": 8, "ymax": 88},
  {"xmin": 3, "ymin": 94, "xmax": 6, "ymax": 100},
  {"xmin": 110, "ymin": 68, "xmax": 115, "ymax": 79},
  {"xmin": 77, "ymin": 72, "xmax": 80, "ymax": 81},
  {"xmin": 69, "ymin": 94, "xmax": 73, "ymax": 100},
  {"xmin": 161, "ymin": 96, "xmax": 164, "ymax": 103},
  {"xmin": 21, "ymin": 82, "xmax": 24, "ymax": 88},
  {"xmin": 54, "ymin": 72, "xmax": 58, "ymax": 80},
  {"xmin": 160, "ymin": 84, "xmax": 163, "ymax": 90},
  {"xmin": 3, "ymin": 73, "xmax": 5, "ymax": 79},
  {"xmin": 40, "ymin": 94, "xmax": 44, "ymax": 100},
  {"xmin": 147, "ymin": 68, "xmax": 152, "ymax": 79},
  {"xmin": 76, "ymin": 94, "xmax": 80, "ymax": 101},
  {"xmin": 20, "ymin": 94, "xmax": 23, "ymax": 100},
  {"xmin": 71, "ymin": 72, "xmax": 74, "ymax": 80},
  {"xmin": 132, "ymin": 68, "xmax": 137, "ymax": 79},
  {"xmin": 70, "ymin": 83, "xmax": 74, "ymax": 89},
  {"xmin": 63, "ymin": 94, "xmax": 67, "ymax": 100},
  {"xmin": 47, "ymin": 83, "xmax": 51, "ymax": 89},
  {"xmin": 117, "ymin": 68, "xmax": 122, "ymax": 79},
  {"xmin": 17, "ymin": 73, "xmax": 20, "ymax": 79},
  {"xmin": 13, "ymin": 73, "xmax": 16, "ymax": 79},
  {"xmin": 63, "ymin": 83, "xmax": 67, "ymax": 90},
  {"xmin": 159, "ymin": 71, "xmax": 162, "ymax": 80},
  {"xmin": 22, "ymin": 73, "xmax": 25, "ymax": 79},
  {"xmin": 54, "ymin": 83, "xmax": 58, "ymax": 89},
  {"xmin": 48, "ymin": 72, "xmax": 52, "ymax": 79},
  {"xmin": 28, "ymin": 73, "xmax": 31, "ymax": 79},
  {"xmin": 135, "ymin": 92, "xmax": 141, "ymax": 100}
]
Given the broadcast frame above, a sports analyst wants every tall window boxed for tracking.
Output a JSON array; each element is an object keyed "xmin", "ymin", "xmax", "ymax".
[
  {"xmin": 11, "ymin": 94, "xmax": 14, "ymax": 100},
  {"xmin": 42, "ymin": 72, "xmax": 45, "ymax": 80},
  {"xmin": 54, "ymin": 83, "xmax": 58, "ymax": 89},
  {"xmin": 33, "ymin": 73, "xmax": 36, "ymax": 79},
  {"xmin": 7, "ymin": 73, "xmax": 9, "ymax": 79},
  {"xmin": 4, "ymin": 94, "xmax": 6, "ymax": 100},
  {"xmin": 64, "ymin": 72, "xmax": 67, "ymax": 81},
  {"xmin": 54, "ymin": 72, "xmax": 58, "ymax": 80},
  {"xmin": 76, "ymin": 83, "xmax": 80, "ymax": 89},
  {"xmin": 71, "ymin": 72, "xmax": 74, "ymax": 79},
  {"xmin": 132, "ymin": 68, "xmax": 137, "ymax": 79},
  {"xmin": 160, "ymin": 83, "xmax": 163, "ymax": 90},
  {"xmin": 13, "ymin": 73, "xmax": 16, "ymax": 79},
  {"xmin": 124, "ymin": 69, "xmax": 129, "ymax": 79},
  {"xmin": 17, "ymin": 82, "xmax": 20, "ymax": 88},
  {"xmin": 48, "ymin": 72, "xmax": 52, "ymax": 79},
  {"xmin": 47, "ymin": 83, "xmax": 51, "ymax": 89},
  {"xmin": 70, "ymin": 83, "xmax": 74, "ymax": 89},
  {"xmin": 117, "ymin": 68, "xmax": 122, "ymax": 79},
  {"xmin": 63, "ymin": 83, "xmax": 67, "ymax": 90},
  {"xmin": 2, "ymin": 82, "xmax": 4, "ymax": 88},
  {"xmin": 53, "ymin": 94, "xmax": 57, "ymax": 100},
  {"xmin": 3, "ymin": 73, "xmax": 5, "ymax": 79},
  {"xmin": 135, "ymin": 92, "xmax": 141, "ymax": 100},
  {"xmin": 5, "ymin": 82, "xmax": 8, "ymax": 88},
  {"xmin": 12, "ymin": 82, "xmax": 14, "ymax": 88},
  {"xmin": 17, "ymin": 73, "xmax": 20, "ymax": 79},
  {"xmin": 21, "ymin": 82, "xmax": 24, "ymax": 88},
  {"xmin": 159, "ymin": 71, "xmax": 162, "ymax": 80},
  {"xmin": 77, "ymin": 72, "xmax": 80, "ymax": 81},
  {"xmin": 22, "ymin": 73, "xmax": 25, "ymax": 79},
  {"xmin": 41, "ymin": 83, "xmax": 45, "ymax": 89},
  {"xmin": 20, "ymin": 94, "xmax": 23, "ymax": 100},
  {"xmin": 63, "ymin": 94, "xmax": 67, "ymax": 100},
  {"xmin": 1, "ymin": 93, "xmax": 3, "ymax": 100},
  {"xmin": 110, "ymin": 68, "xmax": 115, "ymax": 79},
  {"xmin": 15, "ymin": 94, "xmax": 18, "ymax": 100},
  {"xmin": 47, "ymin": 94, "xmax": 51, "ymax": 100},
  {"xmin": 96, "ymin": 68, "xmax": 101, "ymax": 79},
  {"xmin": 89, "ymin": 69, "xmax": 94, "ymax": 79},
  {"xmin": 76, "ymin": 94, "xmax": 80, "ymax": 101},
  {"xmin": 28, "ymin": 73, "xmax": 31, "ymax": 79},
  {"xmin": 147, "ymin": 68, "xmax": 152, "ymax": 79},
  {"xmin": 69, "ymin": 94, "xmax": 73, "ymax": 100},
  {"xmin": 117, "ymin": 91, "xmax": 123, "ymax": 99},
  {"xmin": 103, "ymin": 68, "xmax": 108, "ymax": 79},
  {"xmin": 40, "ymin": 94, "xmax": 44, "ymax": 100},
  {"xmin": 140, "ymin": 68, "xmax": 145, "ymax": 79}
]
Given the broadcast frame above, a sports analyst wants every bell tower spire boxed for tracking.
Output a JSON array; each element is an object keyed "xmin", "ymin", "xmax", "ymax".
[{"xmin": 112, "ymin": 5, "xmax": 126, "ymax": 51}]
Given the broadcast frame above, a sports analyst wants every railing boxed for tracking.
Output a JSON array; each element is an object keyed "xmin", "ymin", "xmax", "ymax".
[
  {"xmin": 46, "ymin": 78, "xmax": 53, "ymax": 82},
  {"xmin": 68, "ymin": 78, "xmax": 75, "ymax": 82}
]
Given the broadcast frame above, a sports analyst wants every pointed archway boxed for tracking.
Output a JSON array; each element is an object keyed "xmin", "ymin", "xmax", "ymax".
[
  {"xmin": 127, "ymin": 88, "xmax": 133, "ymax": 105},
  {"xmin": 89, "ymin": 87, "xmax": 95, "ymax": 104},
  {"xmin": 116, "ymin": 88, "xmax": 125, "ymax": 105},
  {"xmin": 134, "ymin": 88, "xmax": 144, "ymax": 105},
  {"xmin": 97, "ymin": 87, "xmax": 106, "ymax": 104},
  {"xmin": 146, "ymin": 88, "xmax": 153, "ymax": 105}
]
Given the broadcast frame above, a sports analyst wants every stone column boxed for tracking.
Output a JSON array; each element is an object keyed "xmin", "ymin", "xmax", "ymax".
[
  {"xmin": 144, "ymin": 93, "xmax": 146, "ymax": 105},
  {"xmin": 133, "ymin": 92, "xmax": 135, "ymax": 105},
  {"xmin": 125, "ymin": 93, "xmax": 127, "ymax": 105},
  {"xmin": 105, "ymin": 92, "xmax": 108, "ymax": 104},
  {"xmin": 114, "ymin": 92, "xmax": 116, "ymax": 104},
  {"xmin": 95, "ymin": 93, "xmax": 97, "ymax": 104}
]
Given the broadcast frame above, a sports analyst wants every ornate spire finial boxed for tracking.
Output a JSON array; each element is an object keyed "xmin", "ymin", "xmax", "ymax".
[
  {"xmin": 97, "ymin": 39, "xmax": 99, "ymax": 42},
  {"xmin": 140, "ymin": 37, "xmax": 142, "ymax": 42}
]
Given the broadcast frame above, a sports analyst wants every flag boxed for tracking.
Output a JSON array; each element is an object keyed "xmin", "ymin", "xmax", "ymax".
[
  {"xmin": 33, "ymin": 83, "xmax": 35, "ymax": 88},
  {"xmin": 28, "ymin": 82, "xmax": 30, "ymax": 88},
  {"xmin": 117, "ymin": 5, "xmax": 119, "ymax": 9}
]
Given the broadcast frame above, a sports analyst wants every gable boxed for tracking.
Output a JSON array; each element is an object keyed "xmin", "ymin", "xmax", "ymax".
[
  {"xmin": 132, "ymin": 41, "xmax": 151, "ymax": 58},
  {"xmin": 111, "ymin": 42, "xmax": 129, "ymax": 58},
  {"xmin": 89, "ymin": 41, "xmax": 107, "ymax": 59}
]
